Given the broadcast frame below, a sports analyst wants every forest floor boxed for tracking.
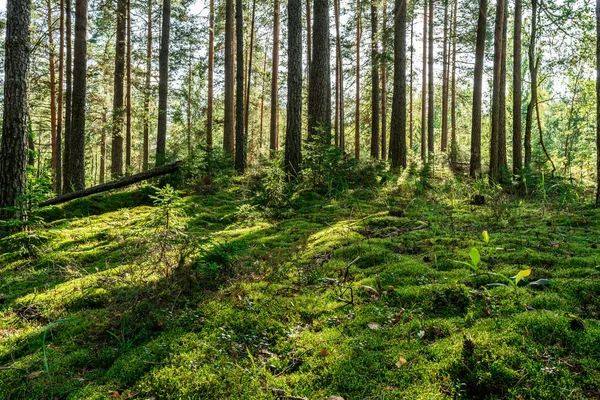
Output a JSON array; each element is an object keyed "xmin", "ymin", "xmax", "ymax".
[{"xmin": 1, "ymin": 167, "xmax": 600, "ymax": 399}]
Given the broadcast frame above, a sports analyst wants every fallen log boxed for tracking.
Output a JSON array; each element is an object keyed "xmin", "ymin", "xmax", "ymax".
[{"xmin": 39, "ymin": 161, "xmax": 182, "ymax": 207}]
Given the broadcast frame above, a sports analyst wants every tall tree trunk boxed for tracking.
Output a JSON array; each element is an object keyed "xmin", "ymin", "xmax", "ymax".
[
  {"xmin": 224, "ymin": 0, "xmax": 234, "ymax": 153},
  {"xmin": 286, "ymin": 0, "xmax": 302, "ymax": 177},
  {"xmin": 597, "ymin": 0, "xmax": 600, "ymax": 204},
  {"xmin": 143, "ymin": 0, "xmax": 152, "ymax": 170},
  {"xmin": 381, "ymin": 0, "xmax": 387, "ymax": 160},
  {"xmin": 66, "ymin": 0, "xmax": 87, "ymax": 192},
  {"xmin": 235, "ymin": 0, "xmax": 246, "ymax": 172},
  {"xmin": 524, "ymin": 0, "xmax": 537, "ymax": 169},
  {"xmin": 512, "ymin": 0, "xmax": 522, "ymax": 174},
  {"xmin": 100, "ymin": 110, "xmax": 107, "ymax": 184},
  {"xmin": 489, "ymin": 0, "xmax": 505, "ymax": 180},
  {"xmin": 259, "ymin": 46, "xmax": 267, "ymax": 157},
  {"xmin": 0, "ymin": 0, "xmax": 30, "ymax": 218},
  {"xmin": 187, "ymin": 52, "xmax": 192, "ymax": 156},
  {"xmin": 450, "ymin": 0, "xmax": 458, "ymax": 164},
  {"xmin": 409, "ymin": 17, "xmax": 414, "ymax": 151},
  {"xmin": 390, "ymin": 0, "xmax": 407, "ymax": 168},
  {"xmin": 470, "ymin": 0, "xmax": 487, "ymax": 178},
  {"xmin": 156, "ymin": 0, "xmax": 171, "ymax": 166},
  {"xmin": 126, "ymin": 0, "xmax": 132, "ymax": 173},
  {"xmin": 270, "ymin": 0, "xmax": 280, "ymax": 154},
  {"xmin": 56, "ymin": 0, "xmax": 64, "ymax": 192},
  {"xmin": 111, "ymin": 0, "xmax": 126, "ymax": 178},
  {"xmin": 244, "ymin": 0, "xmax": 256, "ymax": 152},
  {"xmin": 308, "ymin": 0, "xmax": 331, "ymax": 142},
  {"xmin": 334, "ymin": 0, "xmax": 342, "ymax": 148},
  {"xmin": 355, "ymin": 0, "xmax": 361, "ymax": 158},
  {"xmin": 370, "ymin": 0, "xmax": 380, "ymax": 159},
  {"xmin": 306, "ymin": 0, "xmax": 312, "ymax": 83},
  {"xmin": 421, "ymin": 0, "xmax": 427, "ymax": 161},
  {"xmin": 207, "ymin": 0, "xmax": 214, "ymax": 150},
  {"xmin": 63, "ymin": 0, "xmax": 72, "ymax": 192},
  {"xmin": 441, "ymin": 0, "xmax": 449, "ymax": 152},
  {"xmin": 427, "ymin": 0, "xmax": 434, "ymax": 158},
  {"xmin": 498, "ymin": 1, "xmax": 508, "ymax": 175},
  {"xmin": 47, "ymin": 0, "xmax": 58, "ymax": 192}
]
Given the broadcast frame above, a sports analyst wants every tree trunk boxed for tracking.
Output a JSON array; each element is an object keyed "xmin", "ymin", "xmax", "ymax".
[
  {"xmin": 513, "ymin": 0, "xmax": 522, "ymax": 175},
  {"xmin": 270, "ymin": 0, "xmax": 280, "ymax": 154},
  {"xmin": 355, "ymin": 0, "xmax": 361, "ymax": 158},
  {"xmin": 244, "ymin": 0, "xmax": 256, "ymax": 153},
  {"xmin": 334, "ymin": 0, "xmax": 343, "ymax": 148},
  {"xmin": 381, "ymin": 0, "xmax": 387, "ymax": 160},
  {"xmin": 308, "ymin": 0, "xmax": 331, "ymax": 143},
  {"xmin": 187, "ymin": 52, "xmax": 192, "ymax": 156},
  {"xmin": 224, "ymin": 0, "xmax": 234, "ymax": 153},
  {"xmin": 498, "ymin": 1, "xmax": 508, "ymax": 175},
  {"xmin": 489, "ymin": 0, "xmax": 505, "ymax": 180},
  {"xmin": 207, "ymin": 0, "xmax": 214, "ymax": 150},
  {"xmin": 100, "ymin": 110, "xmax": 107, "ymax": 184},
  {"xmin": 258, "ymin": 46, "xmax": 267, "ymax": 158},
  {"xmin": 427, "ymin": 0, "xmax": 434, "ymax": 158},
  {"xmin": 441, "ymin": 0, "xmax": 449, "ymax": 152},
  {"xmin": 285, "ymin": 0, "xmax": 302, "ymax": 177},
  {"xmin": 143, "ymin": 0, "xmax": 152, "ymax": 170},
  {"xmin": 63, "ymin": 0, "xmax": 72, "ymax": 193},
  {"xmin": 306, "ymin": 0, "xmax": 312, "ymax": 83},
  {"xmin": 47, "ymin": 0, "xmax": 58, "ymax": 193},
  {"xmin": 66, "ymin": 0, "xmax": 87, "ymax": 192},
  {"xmin": 0, "ymin": 0, "xmax": 30, "ymax": 218},
  {"xmin": 235, "ymin": 0, "xmax": 246, "ymax": 173},
  {"xmin": 597, "ymin": 0, "xmax": 600, "ymax": 204},
  {"xmin": 370, "ymin": 0, "xmax": 380, "ymax": 159},
  {"xmin": 470, "ymin": 0, "xmax": 487, "ymax": 178},
  {"xmin": 126, "ymin": 0, "xmax": 132, "ymax": 173},
  {"xmin": 390, "ymin": 0, "xmax": 407, "ymax": 168},
  {"xmin": 450, "ymin": 0, "xmax": 457, "ymax": 164},
  {"xmin": 156, "ymin": 0, "xmax": 171, "ymax": 166},
  {"xmin": 421, "ymin": 0, "xmax": 427, "ymax": 161},
  {"xmin": 56, "ymin": 0, "xmax": 64, "ymax": 192},
  {"xmin": 524, "ymin": 0, "xmax": 537, "ymax": 169},
  {"xmin": 111, "ymin": 0, "xmax": 126, "ymax": 178},
  {"xmin": 409, "ymin": 17, "xmax": 414, "ymax": 151}
]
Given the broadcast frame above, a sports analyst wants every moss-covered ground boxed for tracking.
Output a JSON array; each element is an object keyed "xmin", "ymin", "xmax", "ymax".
[{"xmin": 2, "ymin": 169, "xmax": 600, "ymax": 399}]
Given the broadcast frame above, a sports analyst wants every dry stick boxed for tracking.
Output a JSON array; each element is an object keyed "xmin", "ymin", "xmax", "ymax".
[{"xmin": 534, "ymin": 62, "xmax": 556, "ymax": 177}]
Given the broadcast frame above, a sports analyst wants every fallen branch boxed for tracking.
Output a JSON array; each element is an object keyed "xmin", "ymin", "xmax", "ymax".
[{"xmin": 39, "ymin": 161, "xmax": 182, "ymax": 207}]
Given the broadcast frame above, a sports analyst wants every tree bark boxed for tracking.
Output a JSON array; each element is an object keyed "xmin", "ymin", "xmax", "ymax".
[
  {"xmin": 306, "ymin": 0, "xmax": 312, "ymax": 84},
  {"xmin": 370, "ymin": 0, "xmax": 380, "ymax": 159},
  {"xmin": 470, "ymin": 0, "xmax": 487, "ymax": 178},
  {"xmin": 409, "ymin": 17, "xmax": 414, "ymax": 151},
  {"xmin": 62, "ymin": 0, "xmax": 72, "ymax": 193},
  {"xmin": 427, "ymin": 0, "xmax": 434, "ymax": 158},
  {"xmin": 126, "ymin": 0, "xmax": 132, "ymax": 173},
  {"xmin": 381, "ymin": 0, "xmax": 387, "ymax": 160},
  {"xmin": 0, "ymin": 0, "xmax": 30, "ymax": 218},
  {"xmin": 450, "ymin": 0, "xmax": 458, "ymax": 164},
  {"xmin": 244, "ymin": 0, "xmax": 256, "ymax": 153},
  {"xmin": 143, "ymin": 0, "xmax": 152, "ymax": 170},
  {"xmin": 47, "ymin": 0, "xmax": 58, "ymax": 193},
  {"xmin": 489, "ymin": 0, "xmax": 505, "ymax": 180},
  {"xmin": 597, "ymin": 0, "xmax": 600, "ymax": 204},
  {"xmin": 270, "ymin": 0, "xmax": 280, "ymax": 154},
  {"xmin": 441, "ymin": 0, "xmax": 449, "ymax": 152},
  {"xmin": 286, "ymin": 0, "xmax": 302, "ymax": 177},
  {"xmin": 524, "ymin": 0, "xmax": 537, "ymax": 169},
  {"xmin": 111, "ymin": 0, "xmax": 126, "ymax": 178},
  {"xmin": 498, "ymin": 1, "xmax": 508, "ymax": 175},
  {"xmin": 65, "ymin": 0, "xmax": 87, "ymax": 192},
  {"xmin": 334, "ymin": 0, "xmax": 344, "ymax": 149},
  {"xmin": 207, "ymin": 0, "xmax": 214, "ymax": 151},
  {"xmin": 156, "ymin": 0, "xmax": 171, "ymax": 166},
  {"xmin": 512, "ymin": 0, "xmax": 522, "ymax": 175},
  {"xmin": 308, "ymin": 0, "xmax": 331, "ymax": 143},
  {"xmin": 421, "ymin": 0, "xmax": 427, "ymax": 161},
  {"xmin": 56, "ymin": 0, "xmax": 64, "ymax": 192},
  {"xmin": 355, "ymin": 0, "xmax": 361, "ymax": 158},
  {"xmin": 390, "ymin": 0, "xmax": 407, "ymax": 168},
  {"xmin": 224, "ymin": 0, "xmax": 234, "ymax": 153},
  {"xmin": 100, "ymin": 110, "xmax": 107, "ymax": 184},
  {"xmin": 235, "ymin": 0, "xmax": 246, "ymax": 172}
]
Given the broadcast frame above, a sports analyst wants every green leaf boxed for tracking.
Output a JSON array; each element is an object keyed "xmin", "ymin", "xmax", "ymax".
[
  {"xmin": 482, "ymin": 231, "xmax": 490, "ymax": 244},
  {"xmin": 513, "ymin": 268, "xmax": 532, "ymax": 285},
  {"xmin": 470, "ymin": 248, "xmax": 481, "ymax": 268}
]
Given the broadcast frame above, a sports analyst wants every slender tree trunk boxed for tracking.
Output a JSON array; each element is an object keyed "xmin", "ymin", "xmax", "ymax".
[
  {"xmin": 66, "ymin": 0, "xmax": 87, "ymax": 192},
  {"xmin": 259, "ymin": 47, "xmax": 267, "ymax": 157},
  {"xmin": 0, "ymin": 0, "xmax": 30, "ymax": 218},
  {"xmin": 270, "ymin": 0, "xmax": 280, "ymax": 154},
  {"xmin": 597, "ymin": 0, "xmax": 600, "ymax": 204},
  {"xmin": 111, "ymin": 0, "xmax": 126, "ymax": 178},
  {"xmin": 100, "ymin": 110, "xmax": 107, "ymax": 183},
  {"xmin": 143, "ymin": 0, "xmax": 152, "ymax": 170},
  {"xmin": 427, "ymin": 0, "xmax": 434, "ymax": 158},
  {"xmin": 56, "ymin": 0, "xmax": 64, "ymax": 193},
  {"xmin": 409, "ymin": 17, "xmax": 414, "ymax": 152},
  {"xmin": 156, "ymin": 0, "xmax": 171, "ymax": 166},
  {"xmin": 370, "ymin": 0, "xmax": 380, "ymax": 159},
  {"xmin": 355, "ymin": 0, "xmax": 361, "ymax": 158},
  {"xmin": 306, "ymin": 0, "xmax": 312, "ymax": 83},
  {"xmin": 187, "ymin": 52, "xmax": 192, "ymax": 156},
  {"xmin": 513, "ymin": 0, "xmax": 522, "ymax": 175},
  {"xmin": 421, "ymin": 0, "xmax": 427, "ymax": 160},
  {"xmin": 47, "ymin": 0, "xmax": 58, "ymax": 192},
  {"xmin": 334, "ymin": 0, "xmax": 342, "ymax": 148},
  {"xmin": 470, "ymin": 0, "xmax": 487, "ymax": 178},
  {"xmin": 489, "ymin": 0, "xmax": 505, "ymax": 180},
  {"xmin": 308, "ymin": 0, "xmax": 332, "ymax": 143},
  {"xmin": 235, "ymin": 0, "xmax": 246, "ymax": 172},
  {"xmin": 498, "ymin": 1, "xmax": 508, "ymax": 175},
  {"xmin": 441, "ymin": 0, "xmax": 449, "ymax": 152},
  {"xmin": 63, "ymin": 0, "xmax": 72, "ymax": 192},
  {"xmin": 381, "ymin": 0, "xmax": 387, "ymax": 160},
  {"xmin": 286, "ymin": 0, "xmax": 302, "ymax": 177},
  {"xmin": 450, "ymin": 0, "xmax": 458, "ymax": 164},
  {"xmin": 126, "ymin": 0, "xmax": 132, "ymax": 173},
  {"xmin": 244, "ymin": 0, "xmax": 256, "ymax": 152},
  {"xmin": 524, "ymin": 0, "xmax": 537, "ymax": 169},
  {"xmin": 207, "ymin": 0, "xmax": 214, "ymax": 150},
  {"xmin": 224, "ymin": 0, "xmax": 234, "ymax": 153},
  {"xmin": 390, "ymin": 0, "xmax": 407, "ymax": 168}
]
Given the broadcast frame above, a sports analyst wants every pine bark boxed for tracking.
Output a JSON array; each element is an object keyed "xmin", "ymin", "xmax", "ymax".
[
  {"xmin": 441, "ymin": 0, "xmax": 449, "ymax": 152},
  {"xmin": 143, "ymin": 0, "xmax": 152, "ymax": 170},
  {"xmin": 111, "ymin": 0, "xmax": 127, "ymax": 178},
  {"xmin": 156, "ymin": 0, "xmax": 171, "ymax": 166},
  {"xmin": 334, "ymin": 0, "xmax": 344, "ymax": 149},
  {"xmin": 427, "ymin": 0, "xmax": 434, "ymax": 158},
  {"xmin": 62, "ymin": 0, "xmax": 72, "ymax": 192},
  {"xmin": 370, "ymin": 0, "xmax": 380, "ymax": 159},
  {"xmin": 355, "ymin": 0, "xmax": 361, "ymax": 158},
  {"xmin": 489, "ymin": 0, "xmax": 505, "ymax": 180},
  {"xmin": 597, "ymin": 0, "xmax": 600, "ymax": 204},
  {"xmin": 270, "ymin": 0, "xmax": 280, "ymax": 154},
  {"xmin": 285, "ymin": 0, "xmax": 302, "ymax": 177},
  {"xmin": 308, "ymin": 0, "xmax": 331, "ymax": 143},
  {"xmin": 0, "ymin": 0, "xmax": 30, "ymax": 217},
  {"xmin": 524, "ymin": 0, "xmax": 537, "ymax": 168},
  {"xmin": 421, "ymin": 0, "xmax": 427, "ymax": 161},
  {"xmin": 234, "ymin": 0, "xmax": 246, "ymax": 172},
  {"xmin": 56, "ymin": 0, "xmax": 65, "ymax": 192},
  {"xmin": 126, "ymin": 0, "xmax": 132, "ymax": 173},
  {"xmin": 306, "ymin": 0, "xmax": 312, "ymax": 83},
  {"xmin": 390, "ymin": 0, "xmax": 407, "ymax": 168},
  {"xmin": 409, "ymin": 17, "xmax": 414, "ymax": 151},
  {"xmin": 498, "ymin": 2, "xmax": 508, "ymax": 175},
  {"xmin": 450, "ymin": 0, "xmax": 457, "ymax": 164},
  {"xmin": 224, "ymin": 0, "xmax": 234, "ymax": 153},
  {"xmin": 470, "ymin": 0, "xmax": 487, "ymax": 178},
  {"xmin": 100, "ymin": 110, "xmax": 107, "ymax": 184},
  {"xmin": 47, "ymin": 0, "xmax": 58, "ymax": 193},
  {"xmin": 244, "ymin": 0, "xmax": 256, "ymax": 151},
  {"xmin": 207, "ymin": 0, "xmax": 214, "ymax": 150},
  {"xmin": 513, "ymin": 0, "xmax": 523, "ymax": 174},
  {"xmin": 381, "ymin": 0, "xmax": 387, "ymax": 160}
]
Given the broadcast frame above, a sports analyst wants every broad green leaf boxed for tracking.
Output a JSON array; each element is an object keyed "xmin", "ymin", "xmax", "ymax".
[
  {"xmin": 469, "ymin": 248, "xmax": 481, "ymax": 268},
  {"xmin": 482, "ymin": 231, "xmax": 490, "ymax": 244},
  {"xmin": 513, "ymin": 268, "xmax": 532, "ymax": 285}
]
